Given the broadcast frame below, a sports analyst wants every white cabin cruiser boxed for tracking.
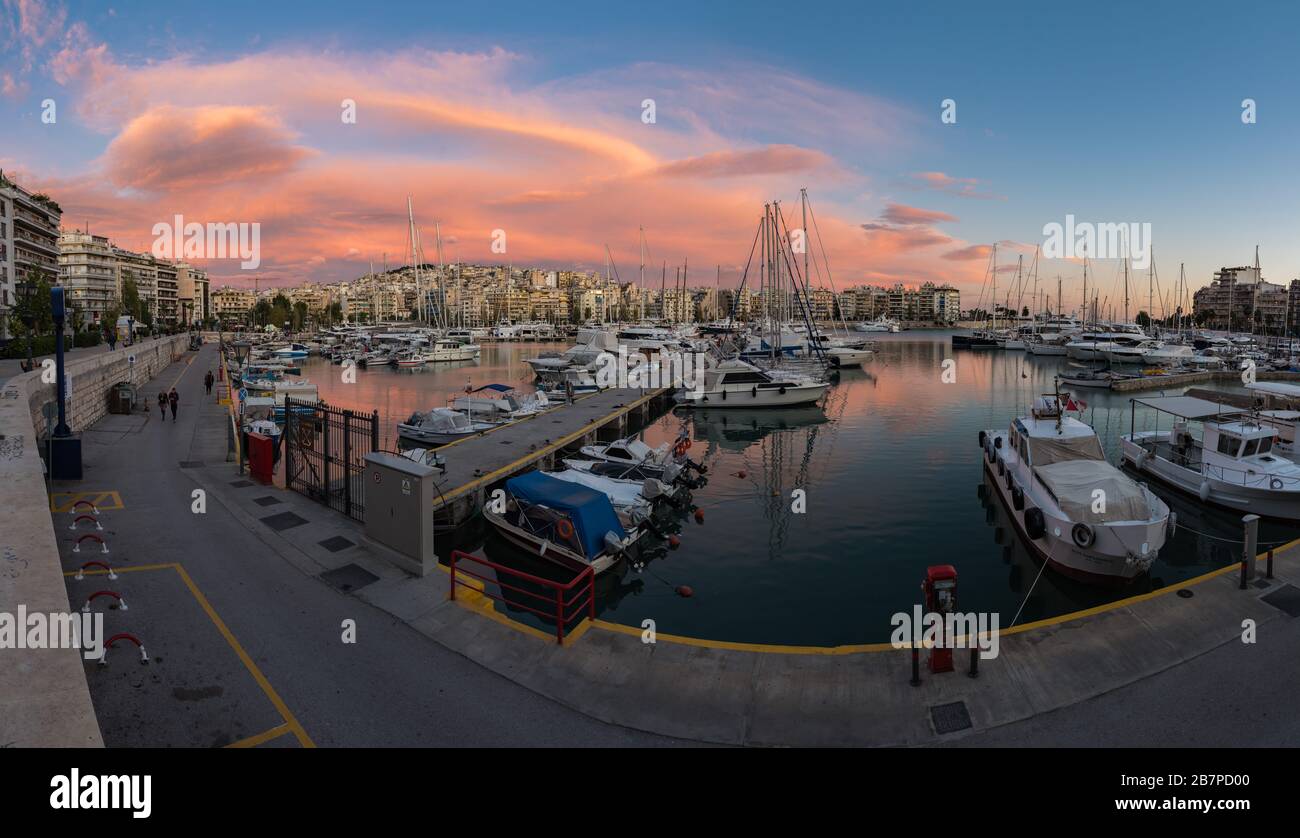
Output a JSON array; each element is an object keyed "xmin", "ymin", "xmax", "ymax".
[
  {"xmin": 981, "ymin": 394, "xmax": 1171, "ymax": 585},
  {"xmin": 674, "ymin": 359, "xmax": 827, "ymax": 408},
  {"xmin": 397, "ymin": 407, "xmax": 500, "ymax": 446},
  {"xmin": 1120, "ymin": 395, "xmax": 1300, "ymax": 519},
  {"xmin": 856, "ymin": 316, "xmax": 901, "ymax": 333}
]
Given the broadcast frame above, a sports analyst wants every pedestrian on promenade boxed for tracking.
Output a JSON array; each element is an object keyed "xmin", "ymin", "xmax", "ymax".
[
  {"xmin": 168, "ymin": 388, "xmax": 179, "ymax": 420},
  {"xmin": 157, "ymin": 391, "xmax": 168, "ymax": 421},
  {"xmin": 204, "ymin": 371, "xmax": 214, "ymax": 395}
]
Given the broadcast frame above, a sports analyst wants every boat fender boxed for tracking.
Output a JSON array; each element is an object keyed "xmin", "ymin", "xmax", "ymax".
[
  {"xmin": 1167, "ymin": 512, "xmax": 1178, "ymax": 538},
  {"xmin": 1024, "ymin": 507, "xmax": 1046, "ymax": 540},
  {"xmin": 1135, "ymin": 450, "xmax": 1148, "ymax": 469},
  {"xmin": 1071, "ymin": 523, "xmax": 1095, "ymax": 549},
  {"xmin": 994, "ymin": 436, "xmax": 1002, "ymax": 449},
  {"xmin": 997, "ymin": 458, "xmax": 1004, "ymax": 476},
  {"xmin": 978, "ymin": 430, "xmax": 987, "ymax": 448},
  {"xmin": 1005, "ymin": 470, "xmax": 1013, "ymax": 490},
  {"xmin": 752, "ymin": 386, "xmax": 758, "ymax": 398},
  {"xmin": 1011, "ymin": 485, "xmax": 1024, "ymax": 511},
  {"xmin": 779, "ymin": 385, "xmax": 787, "ymax": 395},
  {"xmin": 1271, "ymin": 477, "xmax": 1285, "ymax": 490},
  {"xmin": 1198, "ymin": 481, "xmax": 1211, "ymax": 502},
  {"xmin": 721, "ymin": 389, "xmax": 726, "ymax": 401}
]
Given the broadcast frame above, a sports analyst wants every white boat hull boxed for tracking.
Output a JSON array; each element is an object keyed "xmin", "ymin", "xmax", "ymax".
[
  {"xmin": 674, "ymin": 381, "xmax": 827, "ymax": 408},
  {"xmin": 1121, "ymin": 433, "xmax": 1300, "ymax": 519}
]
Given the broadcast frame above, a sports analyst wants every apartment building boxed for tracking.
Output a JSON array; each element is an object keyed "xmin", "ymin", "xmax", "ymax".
[
  {"xmin": 1192, "ymin": 266, "xmax": 1288, "ymax": 332},
  {"xmin": 211, "ymin": 287, "xmax": 256, "ymax": 324},
  {"xmin": 1, "ymin": 170, "xmax": 63, "ymax": 340},
  {"xmin": 58, "ymin": 231, "xmax": 118, "ymax": 328},
  {"xmin": 176, "ymin": 263, "xmax": 209, "ymax": 325}
]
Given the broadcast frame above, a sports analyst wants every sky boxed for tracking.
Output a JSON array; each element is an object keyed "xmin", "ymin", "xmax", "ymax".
[{"xmin": 3, "ymin": 0, "xmax": 1299, "ymax": 315}]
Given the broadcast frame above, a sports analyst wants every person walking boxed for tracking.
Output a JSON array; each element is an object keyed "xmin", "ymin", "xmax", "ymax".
[
  {"xmin": 204, "ymin": 370, "xmax": 214, "ymax": 395},
  {"xmin": 168, "ymin": 388, "xmax": 179, "ymax": 420},
  {"xmin": 157, "ymin": 391, "xmax": 168, "ymax": 421}
]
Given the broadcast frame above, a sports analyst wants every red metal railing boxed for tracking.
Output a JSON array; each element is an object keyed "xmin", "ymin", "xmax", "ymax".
[{"xmin": 448, "ymin": 550, "xmax": 595, "ymax": 645}]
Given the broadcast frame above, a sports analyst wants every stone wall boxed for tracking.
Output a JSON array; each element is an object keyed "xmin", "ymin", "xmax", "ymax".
[{"xmin": 25, "ymin": 336, "xmax": 190, "ymax": 436}]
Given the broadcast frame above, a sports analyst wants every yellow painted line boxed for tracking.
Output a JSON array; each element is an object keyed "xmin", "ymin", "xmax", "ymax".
[
  {"xmin": 63, "ymin": 562, "xmax": 179, "ymax": 577},
  {"xmin": 224, "ymin": 722, "xmax": 293, "ymax": 749},
  {"xmin": 50, "ymin": 490, "xmax": 124, "ymax": 513},
  {"xmin": 172, "ymin": 564, "xmax": 315, "ymax": 748},
  {"xmin": 166, "ymin": 355, "xmax": 195, "ymax": 391},
  {"xmin": 435, "ymin": 388, "xmax": 667, "ymax": 506}
]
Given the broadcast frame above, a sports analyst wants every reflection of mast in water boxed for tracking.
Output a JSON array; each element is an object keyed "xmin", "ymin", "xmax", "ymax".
[{"xmin": 757, "ymin": 409, "xmax": 821, "ymax": 558}]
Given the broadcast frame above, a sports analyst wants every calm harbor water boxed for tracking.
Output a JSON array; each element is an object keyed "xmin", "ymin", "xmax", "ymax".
[{"xmin": 293, "ymin": 333, "xmax": 1300, "ymax": 646}]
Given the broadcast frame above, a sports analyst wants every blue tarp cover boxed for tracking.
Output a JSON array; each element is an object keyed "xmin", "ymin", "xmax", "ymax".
[
  {"xmin": 506, "ymin": 471, "xmax": 627, "ymax": 558},
  {"xmin": 474, "ymin": 383, "xmax": 515, "ymax": 393}
]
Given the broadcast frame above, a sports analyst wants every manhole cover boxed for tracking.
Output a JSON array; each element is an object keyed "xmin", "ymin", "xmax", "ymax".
[
  {"xmin": 319, "ymin": 536, "xmax": 354, "ymax": 553},
  {"xmin": 253, "ymin": 496, "xmax": 283, "ymax": 507},
  {"xmin": 1261, "ymin": 584, "xmax": 1300, "ymax": 617},
  {"xmin": 229, "ymin": 480, "xmax": 254, "ymax": 488},
  {"xmin": 930, "ymin": 701, "xmax": 972, "ymax": 735},
  {"xmin": 320, "ymin": 563, "xmax": 380, "ymax": 593},
  {"xmin": 1176, "ymin": 589, "xmax": 1194, "ymax": 599},
  {"xmin": 178, "ymin": 460, "xmax": 205, "ymax": 468},
  {"xmin": 260, "ymin": 511, "xmax": 309, "ymax": 532}
]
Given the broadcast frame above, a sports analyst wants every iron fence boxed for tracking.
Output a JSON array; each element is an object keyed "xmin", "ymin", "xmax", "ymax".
[{"xmin": 283, "ymin": 396, "xmax": 379, "ymax": 521}]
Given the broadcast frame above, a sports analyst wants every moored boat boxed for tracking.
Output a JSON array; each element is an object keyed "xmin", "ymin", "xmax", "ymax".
[{"xmin": 981, "ymin": 392, "xmax": 1171, "ymax": 585}]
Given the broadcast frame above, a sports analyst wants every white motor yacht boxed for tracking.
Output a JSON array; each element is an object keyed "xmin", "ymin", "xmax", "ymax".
[
  {"xmin": 1121, "ymin": 395, "xmax": 1300, "ymax": 519},
  {"xmin": 674, "ymin": 359, "xmax": 827, "ymax": 408},
  {"xmin": 397, "ymin": 407, "xmax": 500, "ymax": 446},
  {"xmin": 982, "ymin": 394, "xmax": 1171, "ymax": 585}
]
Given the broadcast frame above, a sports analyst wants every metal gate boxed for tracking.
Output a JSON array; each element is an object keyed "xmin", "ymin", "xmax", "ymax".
[{"xmin": 283, "ymin": 396, "xmax": 379, "ymax": 521}]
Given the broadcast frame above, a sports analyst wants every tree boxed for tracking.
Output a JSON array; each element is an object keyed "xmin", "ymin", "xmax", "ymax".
[
  {"xmin": 1135, "ymin": 310, "xmax": 1151, "ymax": 328},
  {"xmin": 253, "ymin": 299, "xmax": 273, "ymax": 326},
  {"xmin": 292, "ymin": 301, "xmax": 308, "ymax": 331}
]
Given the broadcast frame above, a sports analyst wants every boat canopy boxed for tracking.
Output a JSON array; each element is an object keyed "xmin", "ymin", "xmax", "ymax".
[
  {"xmin": 1035, "ymin": 460, "xmax": 1152, "ymax": 524},
  {"xmin": 412, "ymin": 408, "xmax": 472, "ymax": 431},
  {"xmin": 1027, "ymin": 434, "xmax": 1105, "ymax": 466},
  {"xmin": 1247, "ymin": 382, "xmax": 1300, "ymax": 400},
  {"xmin": 471, "ymin": 383, "xmax": 515, "ymax": 393},
  {"xmin": 1131, "ymin": 395, "xmax": 1237, "ymax": 421},
  {"xmin": 506, "ymin": 471, "xmax": 627, "ymax": 559}
]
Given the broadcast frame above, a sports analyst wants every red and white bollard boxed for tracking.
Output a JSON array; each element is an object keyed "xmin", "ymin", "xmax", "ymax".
[
  {"xmin": 99, "ymin": 633, "xmax": 148, "ymax": 666},
  {"xmin": 69, "ymin": 514, "xmax": 103, "ymax": 531},
  {"xmin": 73, "ymin": 534, "xmax": 109, "ymax": 554},
  {"xmin": 75, "ymin": 561, "xmax": 117, "ymax": 581},
  {"xmin": 82, "ymin": 590, "xmax": 127, "ymax": 612}
]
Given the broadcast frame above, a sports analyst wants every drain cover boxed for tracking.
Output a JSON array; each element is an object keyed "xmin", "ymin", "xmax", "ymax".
[
  {"xmin": 930, "ymin": 701, "xmax": 973, "ymax": 735},
  {"xmin": 260, "ymin": 511, "xmax": 309, "ymax": 531},
  {"xmin": 1261, "ymin": 584, "xmax": 1300, "ymax": 617},
  {"xmin": 320, "ymin": 563, "xmax": 380, "ymax": 593},
  {"xmin": 253, "ymin": 496, "xmax": 283, "ymax": 507},
  {"xmin": 319, "ymin": 536, "xmax": 354, "ymax": 553},
  {"xmin": 229, "ymin": 480, "xmax": 254, "ymax": 488}
]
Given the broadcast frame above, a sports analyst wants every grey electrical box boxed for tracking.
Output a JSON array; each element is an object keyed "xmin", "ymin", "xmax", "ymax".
[{"xmin": 363, "ymin": 452, "xmax": 436, "ymax": 576}]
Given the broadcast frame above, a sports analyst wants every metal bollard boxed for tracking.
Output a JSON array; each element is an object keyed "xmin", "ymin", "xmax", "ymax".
[
  {"xmin": 1242, "ymin": 514, "xmax": 1259, "ymax": 583},
  {"xmin": 968, "ymin": 644, "xmax": 979, "ymax": 679},
  {"xmin": 1267, "ymin": 549, "xmax": 1275, "ymax": 580},
  {"xmin": 1240, "ymin": 556, "xmax": 1248, "ymax": 590},
  {"xmin": 910, "ymin": 644, "xmax": 921, "ymax": 687}
]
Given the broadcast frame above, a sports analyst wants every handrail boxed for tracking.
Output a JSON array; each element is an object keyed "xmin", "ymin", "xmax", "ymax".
[{"xmin": 448, "ymin": 550, "xmax": 595, "ymax": 645}]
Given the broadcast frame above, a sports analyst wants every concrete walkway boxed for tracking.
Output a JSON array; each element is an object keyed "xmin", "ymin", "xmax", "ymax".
[
  {"xmin": 51, "ymin": 343, "xmax": 684, "ymax": 747},
  {"xmin": 52, "ymin": 341, "xmax": 1300, "ymax": 747}
]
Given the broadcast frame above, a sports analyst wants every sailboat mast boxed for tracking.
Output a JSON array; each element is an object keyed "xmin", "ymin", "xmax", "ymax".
[{"xmin": 639, "ymin": 226, "xmax": 645, "ymax": 322}]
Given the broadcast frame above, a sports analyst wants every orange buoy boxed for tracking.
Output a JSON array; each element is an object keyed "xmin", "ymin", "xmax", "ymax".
[
  {"xmin": 693, "ymin": 508, "xmax": 705, "ymax": 524},
  {"xmin": 675, "ymin": 585, "xmax": 694, "ymax": 598},
  {"xmin": 668, "ymin": 535, "xmax": 681, "ymax": 549}
]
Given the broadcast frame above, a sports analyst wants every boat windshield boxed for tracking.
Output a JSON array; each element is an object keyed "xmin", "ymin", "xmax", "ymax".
[{"xmin": 1028, "ymin": 434, "xmax": 1105, "ymax": 466}]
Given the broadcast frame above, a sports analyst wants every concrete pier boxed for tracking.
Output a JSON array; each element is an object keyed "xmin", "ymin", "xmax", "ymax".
[{"xmin": 427, "ymin": 387, "xmax": 671, "ymax": 525}]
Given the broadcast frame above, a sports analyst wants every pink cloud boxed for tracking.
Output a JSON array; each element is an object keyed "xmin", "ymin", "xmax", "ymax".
[
  {"xmin": 9, "ymin": 7, "xmax": 998, "ymax": 296},
  {"xmin": 908, "ymin": 171, "xmax": 1003, "ymax": 200},
  {"xmin": 100, "ymin": 105, "xmax": 314, "ymax": 191},
  {"xmin": 878, "ymin": 203, "xmax": 957, "ymax": 226}
]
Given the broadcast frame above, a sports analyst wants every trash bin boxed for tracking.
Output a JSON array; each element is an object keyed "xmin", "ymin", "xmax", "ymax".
[{"xmin": 108, "ymin": 381, "xmax": 138, "ymax": 414}]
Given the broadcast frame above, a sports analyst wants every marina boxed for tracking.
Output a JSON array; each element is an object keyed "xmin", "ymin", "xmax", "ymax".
[{"xmin": 219, "ymin": 330, "xmax": 1300, "ymax": 647}]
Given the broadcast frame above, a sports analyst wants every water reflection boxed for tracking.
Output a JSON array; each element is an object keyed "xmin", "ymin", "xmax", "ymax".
[{"xmin": 301, "ymin": 333, "xmax": 1300, "ymax": 646}]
